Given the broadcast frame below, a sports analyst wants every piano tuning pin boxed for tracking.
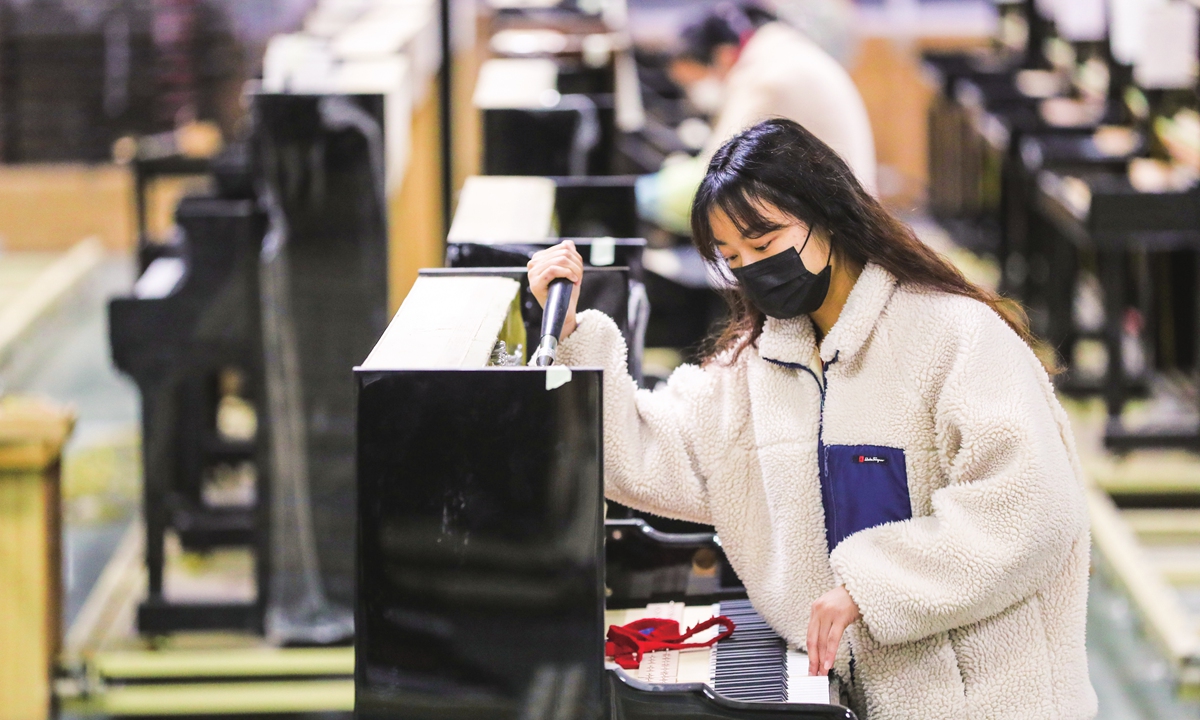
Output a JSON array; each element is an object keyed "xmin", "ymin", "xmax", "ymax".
[{"xmin": 489, "ymin": 340, "xmax": 524, "ymax": 367}]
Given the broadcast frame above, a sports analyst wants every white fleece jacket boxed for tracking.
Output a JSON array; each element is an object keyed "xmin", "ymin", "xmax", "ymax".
[{"xmin": 558, "ymin": 263, "xmax": 1096, "ymax": 720}]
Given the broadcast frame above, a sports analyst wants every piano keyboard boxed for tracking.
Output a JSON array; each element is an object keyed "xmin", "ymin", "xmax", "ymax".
[
  {"xmin": 605, "ymin": 599, "xmax": 831, "ymax": 705},
  {"xmin": 714, "ymin": 599, "xmax": 787, "ymax": 702}
]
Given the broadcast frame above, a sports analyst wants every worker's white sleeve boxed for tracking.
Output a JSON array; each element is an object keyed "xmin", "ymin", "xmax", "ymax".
[{"xmin": 557, "ymin": 309, "xmax": 747, "ymax": 525}]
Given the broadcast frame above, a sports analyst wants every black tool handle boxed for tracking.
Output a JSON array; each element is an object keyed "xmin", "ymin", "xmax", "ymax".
[
  {"xmin": 542, "ymin": 277, "xmax": 572, "ymax": 340},
  {"xmin": 532, "ymin": 278, "xmax": 573, "ymax": 367}
]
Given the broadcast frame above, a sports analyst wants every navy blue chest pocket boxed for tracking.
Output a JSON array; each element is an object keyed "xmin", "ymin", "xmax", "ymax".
[{"xmin": 821, "ymin": 445, "xmax": 912, "ymax": 552}]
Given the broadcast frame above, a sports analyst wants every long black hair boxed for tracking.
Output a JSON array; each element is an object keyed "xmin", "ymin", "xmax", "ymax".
[{"xmin": 691, "ymin": 118, "xmax": 1047, "ymax": 368}]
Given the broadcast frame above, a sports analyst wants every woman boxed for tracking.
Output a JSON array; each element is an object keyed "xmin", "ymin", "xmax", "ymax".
[
  {"xmin": 637, "ymin": 2, "xmax": 876, "ymax": 234},
  {"xmin": 527, "ymin": 119, "xmax": 1095, "ymax": 720}
]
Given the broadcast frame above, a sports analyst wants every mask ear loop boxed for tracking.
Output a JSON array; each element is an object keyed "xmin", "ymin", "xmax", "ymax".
[
  {"xmin": 796, "ymin": 223, "xmax": 831, "ymax": 271},
  {"xmin": 796, "ymin": 223, "xmax": 815, "ymax": 254}
]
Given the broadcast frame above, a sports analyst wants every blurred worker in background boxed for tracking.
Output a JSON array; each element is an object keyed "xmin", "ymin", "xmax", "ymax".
[{"xmin": 638, "ymin": 0, "xmax": 876, "ymax": 235}]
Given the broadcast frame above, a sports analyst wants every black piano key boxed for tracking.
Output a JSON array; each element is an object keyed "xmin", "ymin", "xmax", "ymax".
[
  {"xmin": 710, "ymin": 600, "xmax": 788, "ymax": 703},
  {"xmin": 714, "ymin": 667, "xmax": 784, "ymax": 676},
  {"xmin": 714, "ymin": 670, "xmax": 783, "ymax": 679},
  {"xmin": 714, "ymin": 673, "xmax": 784, "ymax": 681},
  {"xmin": 715, "ymin": 658, "xmax": 784, "ymax": 668},
  {"xmin": 715, "ymin": 664, "xmax": 785, "ymax": 673}
]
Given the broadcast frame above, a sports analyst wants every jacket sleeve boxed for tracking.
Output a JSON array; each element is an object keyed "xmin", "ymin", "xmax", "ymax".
[
  {"xmin": 828, "ymin": 309, "xmax": 1089, "ymax": 645},
  {"xmin": 557, "ymin": 309, "xmax": 747, "ymax": 525}
]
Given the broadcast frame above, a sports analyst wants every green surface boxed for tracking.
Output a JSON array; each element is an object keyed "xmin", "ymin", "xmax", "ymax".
[
  {"xmin": 94, "ymin": 646, "xmax": 354, "ymax": 679},
  {"xmin": 63, "ymin": 680, "xmax": 354, "ymax": 715}
]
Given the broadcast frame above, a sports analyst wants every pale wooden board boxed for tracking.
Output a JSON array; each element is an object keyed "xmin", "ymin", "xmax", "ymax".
[
  {"xmin": 387, "ymin": 80, "xmax": 445, "ymax": 313},
  {"xmin": 360, "ymin": 275, "xmax": 521, "ymax": 369},
  {"xmin": 0, "ymin": 253, "xmax": 57, "ymax": 307},
  {"xmin": 0, "ymin": 396, "xmax": 74, "ymax": 447},
  {"xmin": 472, "ymin": 58, "xmax": 558, "ymax": 109},
  {"xmin": 0, "ymin": 165, "xmax": 133, "ymax": 252},
  {"xmin": 65, "ymin": 679, "xmax": 353, "ymax": 716},
  {"xmin": 0, "ymin": 470, "xmax": 58, "ymax": 720},
  {"xmin": 1123, "ymin": 509, "xmax": 1200, "ymax": 543},
  {"xmin": 330, "ymin": 4, "xmax": 432, "ymax": 59},
  {"xmin": 447, "ymin": 175, "xmax": 556, "ymax": 243},
  {"xmin": 0, "ymin": 238, "xmax": 105, "ymax": 368}
]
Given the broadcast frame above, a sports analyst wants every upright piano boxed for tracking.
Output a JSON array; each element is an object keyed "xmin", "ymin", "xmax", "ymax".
[
  {"xmin": 445, "ymin": 174, "xmax": 645, "ymax": 377},
  {"xmin": 108, "ymin": 90, "xmax": 390, "ymax": 636},
  {"xmin": 355, "ymin": 271, "xmax": 855, "ymax": 719},
  {"xmin": 475, "ymin": 56, "xmax": 616, "ymax": 176},
  {"xmin": 923, "ymin": 0, "xmax": 1200, "ymax": 454},
  {"xmin": 110, "ymin": 193, "xmax": 270, "ymax": 633},
  {"xmin": 447, "ymin": 174, "xmax": 640, "ymax": 249},
  {"xmin": 442, "ymin": 175, "xmax": 721, "ymax": 537}
]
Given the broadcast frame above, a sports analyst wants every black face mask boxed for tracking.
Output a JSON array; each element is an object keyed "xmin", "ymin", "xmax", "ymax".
[{"xmin": 729, "ymin": 225, "xmax": 832, "ymax": 319}]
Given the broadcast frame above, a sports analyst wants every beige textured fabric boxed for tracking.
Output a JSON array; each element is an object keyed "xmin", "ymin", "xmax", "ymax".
[
  {"xmin": 558, "ymin": 263, "xmax": 1095, "ymax": 719},
  {"xmin": 704, "ymin": 22, "xmax": 877, "ymax": 196}
]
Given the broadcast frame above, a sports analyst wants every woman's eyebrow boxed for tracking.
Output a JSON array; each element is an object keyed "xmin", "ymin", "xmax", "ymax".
[
  {"xmin": 714, "ymin": 238, "xmax": 727, "ymax": 246},
  {"xmin": 745, "ymin": 224, "xmax": 785, "ymax": 240}
]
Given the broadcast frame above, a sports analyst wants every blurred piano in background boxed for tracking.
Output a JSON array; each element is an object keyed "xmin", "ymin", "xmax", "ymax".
[
  {"xmin": 108, "ymin": 90, "xmax": 390, "ymax": 638},
  {"xmin": 109, "ymin": 178, "xmax": 270, "ymax": 633}
]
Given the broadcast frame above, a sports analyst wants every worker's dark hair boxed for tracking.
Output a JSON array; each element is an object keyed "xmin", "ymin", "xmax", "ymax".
[
  {"xmin": 691, "ymin": 118, "xmax": 1053, "ymax": 370},
  {"xmin": 678, "ymin": 2, "xmax": 776, "ymax": 65}
]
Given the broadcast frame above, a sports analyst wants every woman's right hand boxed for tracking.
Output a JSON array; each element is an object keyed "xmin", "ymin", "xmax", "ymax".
[{"xmin": 527, "ymin": 240, "xmax": 585, "ymax": 339}]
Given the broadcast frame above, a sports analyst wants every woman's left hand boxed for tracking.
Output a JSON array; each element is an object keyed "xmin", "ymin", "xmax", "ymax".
[{"xmin": 806, "ymin": 585, "xmax": 861, "ymax": 676}]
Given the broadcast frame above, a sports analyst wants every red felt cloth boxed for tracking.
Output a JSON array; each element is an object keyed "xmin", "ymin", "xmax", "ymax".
[{"xmin": 605, "ymin": 615, "xmax": 735, "ymax": 670}]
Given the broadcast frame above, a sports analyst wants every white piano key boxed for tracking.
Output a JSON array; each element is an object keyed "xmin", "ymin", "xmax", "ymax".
[{"xmin": 786, "ymin": 651, "xmax": 831, "ymax": 704}]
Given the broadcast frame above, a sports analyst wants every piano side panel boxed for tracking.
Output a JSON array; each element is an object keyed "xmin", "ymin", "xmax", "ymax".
[
  {"xmin": 551, "ymin": 178, "xmax": 638, "ymax": 239},
  {"xmin": 109, "ymin": 198, "xmax": 263, "ymax": 373},
  {"xmin": 355, "ymin": 368, "xmax": 604, "ymax": 720},
  {"xmin": 256, "ymin": 93, "xmax": 390, "ymax": 606},
  {"xmin": 483, "ymin": 108, "xmax": 581, "ymax": 177}
]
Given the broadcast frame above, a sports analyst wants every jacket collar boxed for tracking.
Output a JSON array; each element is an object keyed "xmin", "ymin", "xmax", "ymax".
[{"xmin": 757, "ymin": 263, "xmax": 897, "ymax": 368}]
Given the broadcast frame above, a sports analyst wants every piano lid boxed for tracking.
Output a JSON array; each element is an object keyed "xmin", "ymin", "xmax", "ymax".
[
  {"xmin": 448, "ymin": 176, "xmax": 558, "ymax": 244},
  {"xmin": 359, "ymin": 275, "xmax": 525, "ymax": 370},
  {"xmin": 474, "ymin": 58, "xmax": 559, "ymax": 110}
]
